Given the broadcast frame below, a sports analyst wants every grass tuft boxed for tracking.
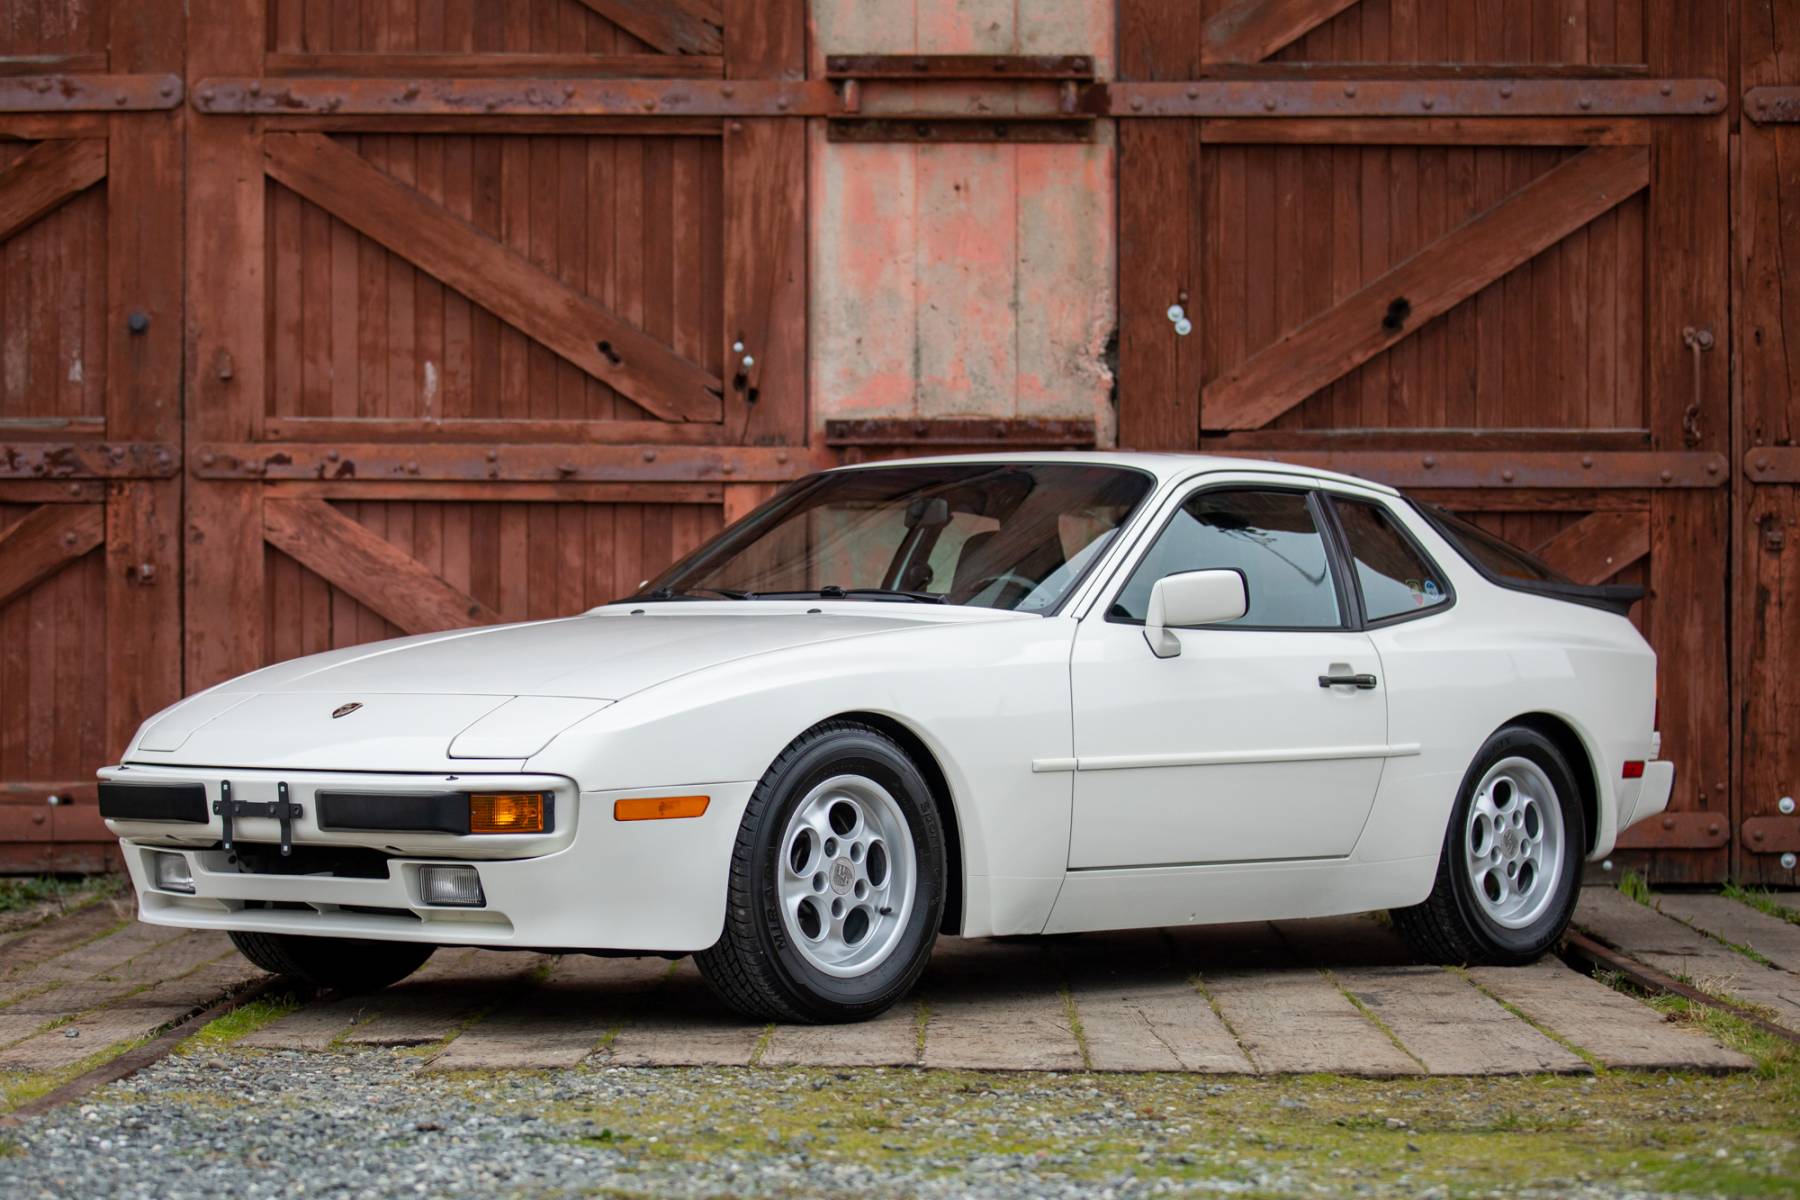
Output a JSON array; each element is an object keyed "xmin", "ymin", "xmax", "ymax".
[
  {"xmin": 1724, "ymin": 883, "xmax": 1800, "ymax": 927},
  {"xmin": 1617, "ymin": 869, "xmax": 1654, "ymax": 905}
]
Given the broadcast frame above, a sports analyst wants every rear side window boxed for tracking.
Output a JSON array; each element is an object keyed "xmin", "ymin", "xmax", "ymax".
[
  {"xmin": 1415, "ymin": 503, "xmax": 1570, "ymax": 585},
  {"xmin": 1110, "ymin": 489, "xmax": 1342, "ymax": 629},
  {"xmin": 1331, "ymin": 499, "xmax": 1451, "ymax": 622}
]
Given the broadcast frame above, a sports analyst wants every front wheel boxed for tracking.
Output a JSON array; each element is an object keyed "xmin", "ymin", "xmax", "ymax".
[
  {"xmin": 1391, "ymin": 725, "xmax": 1586, "ymax": 965},
  {"xmin": 229, "ymin": 930, "xmax": 434, "ymax": 993},
  {"xmin": 697, "ymin": 720, "xmax": 946, "ymax": 1022}
]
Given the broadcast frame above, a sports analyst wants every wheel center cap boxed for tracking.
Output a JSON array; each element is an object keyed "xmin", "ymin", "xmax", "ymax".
[
  {"xmin": 1501, "ymin": 828, "xmax": 1519, "ymax": 856},
  {"xmin": 830, "ymin": 858, "xmax": 855, "ymax": 895}
]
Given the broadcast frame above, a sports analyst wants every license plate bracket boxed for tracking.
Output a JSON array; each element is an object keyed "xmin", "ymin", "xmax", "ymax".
[{"xmin": 214, "ymin": 780, "xmax": 303, "ymax": 856}]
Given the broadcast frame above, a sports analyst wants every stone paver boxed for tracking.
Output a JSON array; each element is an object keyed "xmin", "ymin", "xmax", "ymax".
[
  {"xmin": 1652, "ymin": 893, "xmax": 1800, "ymax": 976},
  {"xmin": 1204, "ymin": 968, "xmax": 1421, "ymax": 1076},
  {"xmin": 605, "ymin": 962, "xmax": 766, "ymax": 1067},
  {"xmin": 0, "ymin": 1004, "xmax": 193, "ymax": 1071},
  {"xmin": 0, "ymin": 892, "xmax": 1768, "ymax": 1078},
  {"xmin": 1470, "ymin": 958, "xmax": 1753, "ymax": 1072},
  {"xmin": 429, "ymin": 955, "xmax": 666, "ymax": 1070},
  {"xmin": 1335, "ymin": 965, "xmax": 1587, "ymax": 1075},
  {"xmin": 919, "ymin": 938, "xmax": 1083, "ymax": 1071},
  {"xmin": 1576, "ymin": 887, "xmax": 1800, "ymax": 1031}
]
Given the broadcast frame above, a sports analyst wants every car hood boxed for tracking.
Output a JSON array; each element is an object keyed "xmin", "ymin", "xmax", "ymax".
[{"xmin": 127, "ymin": 604, "xmax": 1004, "ymax": 769}]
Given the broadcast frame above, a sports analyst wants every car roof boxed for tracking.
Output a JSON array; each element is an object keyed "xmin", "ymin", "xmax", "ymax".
[{"xmin": 825, "ymin": 450, "xmax": 1401, "ymax": 497}]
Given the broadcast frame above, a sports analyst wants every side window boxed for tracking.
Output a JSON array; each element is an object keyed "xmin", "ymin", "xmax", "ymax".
[
  {"xmin": 1332, "ymin": 498, "xmax": 1451, "ymax": 621},
  {"xmin": 1110, "ymin": 489, "xmax": 1341, "ymax": 629}
]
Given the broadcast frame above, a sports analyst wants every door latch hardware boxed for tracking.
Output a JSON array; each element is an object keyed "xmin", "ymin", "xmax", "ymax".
[
  {"xmin": 214, "ymin": 780, "xmax": 303, "ymax": 856},
  {"xmin": 1681, "ymin": 325, "xmax": 1714, "ymax": 447},
  {"xmin": 1318, "ymin": 673, "xmax": 1378, "ymax": 690}
]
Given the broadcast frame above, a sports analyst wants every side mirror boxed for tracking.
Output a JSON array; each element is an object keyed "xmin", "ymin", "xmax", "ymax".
[{"xmin": 1144, "ymin": 569, "xmax": 1248, "ymax": 658}]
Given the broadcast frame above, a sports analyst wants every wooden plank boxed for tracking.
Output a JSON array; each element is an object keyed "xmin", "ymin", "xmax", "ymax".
[
  {"xmin": 723, "ymin": 116, "xmax": 806, "ymax": 443},
  {"xmin": 1201, "ymin": 0, "xmax": 1363, "ymax": 64},
  {"xmin": 0, "ymin": 138, "xmax": 105, "ymax": 244},
  {"xmin": 1470, "ymin": 958, "xmax": 1750, "ymax": 1072},
  {"xmin": 1532, "ymin": 510, "xmax": 1651, "ymax": 584},
  {"xmin": 1576, "ymin": 888, "xmax": 1800, "ymax": 1031},
  {"xmin": 572, "ymin": 0, "xmax": 722, "ymax": 57},
  {"xmin": 263, "ymin": 52, "xmax": 724, "ymax": 78},
  {"xmin": 1652, "ymin": 894, "xmax": 1800, "ymax": 976},
  {"xmin": 1203, "ymin": 145, "xmax": 1650, "ymax": 430},
  {"xmin": 263, "ymin": 132, "xmax": 723, "ymax": 423},
  {"xmin": 1336, "ymin": 965, "xmax": 1589, "ymax": 1075},
  {"xmin": 262, "ymin": 497, "xmax": 499, "ymax": 634},
  {"xmin": 1204, "ymin": 968, "xmax": 1422, "ymax": 1076},
  {"xmin": 0, "ymin": 504, "xmax": 102, "ymax": 607},
  {"xmin": 722, "ymin": 0, "xmax": 802, "ymax": 81},
  {"xmin": 1117, "ymin": 121, "xmax": 1198, "ymax": 450}
]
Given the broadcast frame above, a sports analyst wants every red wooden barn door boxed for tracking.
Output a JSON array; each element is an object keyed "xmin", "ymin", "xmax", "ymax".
[
  {"xmin": 1738, "ymin": 2, "xmax": 1800, "ymax": 886},
  {"xmin": 0, "ymin": 0, "xmax": 184, "ymax": 870},
  {"xmin": 1116, "ymin": 0, "xmax": 1733, "ymax": 882},
  {"xmin": 183, "ymin": 0, "xmax": 809, "ymax": 695}
]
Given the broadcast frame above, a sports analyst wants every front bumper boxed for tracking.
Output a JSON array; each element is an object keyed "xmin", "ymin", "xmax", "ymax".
[{"xmin": 104, "ymin": 764, "xmax": 756, "ymax": 951}]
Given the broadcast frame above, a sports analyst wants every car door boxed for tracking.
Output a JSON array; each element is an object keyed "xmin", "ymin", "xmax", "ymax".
[{"xmin": 1067, "ymin": 482, "xmax": 1389, "ymax": 869}]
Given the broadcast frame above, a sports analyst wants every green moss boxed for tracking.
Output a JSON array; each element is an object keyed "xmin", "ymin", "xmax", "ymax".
[
  {"xmin": 486, "ymin": 1065, "xmax": 1800, "ymax": 1196},
  {"xmin": 1060, "ymin": 985, "xmax": 1091, "ymax": 1070},
  {"xmin": 0, "ymin": 1136, "xmax": 19, "ymax": 1157},
  {"xmin": 181, "ymin": 991, "xmax": 303, "ymax": 1051},
  {"xmin": 0, "ymin": 1033, "xmax": 153, "ymax": 1113}
]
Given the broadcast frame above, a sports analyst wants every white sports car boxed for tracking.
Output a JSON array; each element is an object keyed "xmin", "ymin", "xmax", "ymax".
[{"xmin": 100, "ymin": 453, "xmax": 1673, "ymax": 1022}]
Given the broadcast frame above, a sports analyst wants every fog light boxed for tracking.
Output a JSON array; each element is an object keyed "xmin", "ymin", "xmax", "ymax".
[
  {"xmin": 151, "ymin": 851, "xmax": 195, "ymax": 894},
  {"xmin": 419, "ymin": 864, "xmax": 484, "ymax": 907}
]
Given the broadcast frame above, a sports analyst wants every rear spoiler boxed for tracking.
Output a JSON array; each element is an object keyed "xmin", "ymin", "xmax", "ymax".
[{"xmin": 1494, "ymin": 579, "xmax": 1644, "ymax": 617}]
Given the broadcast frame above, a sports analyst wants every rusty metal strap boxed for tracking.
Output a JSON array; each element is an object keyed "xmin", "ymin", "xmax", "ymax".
[
  {"xmin": 1614, "ymin": 811, "xmax": 1731, "ymax": 851},
  {"xmin": 0, "ymin": 443, "xmax": 181, "ymax": 480},
  {"xmin": 0, "ymin": 74, "xmax": 184, "ymax": 112},
  {"xmin": 188, "ymin": 76, "xmax": 1726, "ymax": 120},
  {"xmin": 1745, "ymin": 87, "xmax": 1800, "ymax": 124},
  {"xmin": 1746, "ymin": 447, "xmax": 1800, "ymax": 483},
  {"xmin": 1741, "ymin": 818, "xmax": 1800, "ymax": 855},
  {"xmin": 1097, "ymin": 78, "xmax": 1725, "ymax": 118},
  {"xmin": 192, "ymin": 442, "xmax": 830, "ymax": 484},
  {"xmin": 1205, "ymin": 450, "xmax": 1728, "ymax": 490},
  {"xmin": 825, "ymin": 418, "xmax": 1098, "ymax": 447}
]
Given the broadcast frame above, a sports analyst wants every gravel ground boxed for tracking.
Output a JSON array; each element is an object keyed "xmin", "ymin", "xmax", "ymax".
[{"xmin": 2, "ymin": 1044, "xmax": 1794, "ymax": 1200}]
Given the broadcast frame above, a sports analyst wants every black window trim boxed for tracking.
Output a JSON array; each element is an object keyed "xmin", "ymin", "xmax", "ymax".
[
  {"xmin": 1318, "ymin": 491, "xmax": 1458, "ymax": 630},
  {"xmin": 1405, "ymin": 497, "xmax": 1644, "ymax": 617},
  {"xmin": 1102, "ymin": 482, "xmax": 1357, "ymax": 634}
]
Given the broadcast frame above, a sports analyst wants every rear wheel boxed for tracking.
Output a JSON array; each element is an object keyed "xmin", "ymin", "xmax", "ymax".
[
  {"xmin": 1392, "ymin": 725, "xmax": 1586, "ymax": 965},
  {"xmin": 697, "ymin": 720, "xmax": 946, "ymax": 1022},
  {"xmin": 229, "ymin": 930, "xmax": 434, "ymax": 993}
]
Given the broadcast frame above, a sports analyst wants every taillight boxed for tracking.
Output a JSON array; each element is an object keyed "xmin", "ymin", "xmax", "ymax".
[{"xmin": 1622, "ymin": 760, "xmax": 1645, "ymax": 779}]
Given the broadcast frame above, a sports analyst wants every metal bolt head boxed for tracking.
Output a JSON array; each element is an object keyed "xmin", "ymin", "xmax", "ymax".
[
  {"xmin": 741, "ymin": 354, "xmax": 755, "ymax": 369},
  {"xmin": 732, "ymin": 340, "xmax": 745, "ymax": 354},
  {"xmin": 1173, "ymin": 317, "xmax": 1193, "ymax": 337},
  {"xmin": 1780, "ymin": 796, "xmax": 1796, "ymax": 815},
  {"xmin": 127, "ymin": 311, "xmax": 150, "ymax": 334},
  {"xmin": 1601, "ymin": 858, "xmax": 1613, "ymax": 872},
  {"xmin": 1783, "ymin": 852, "xmax": 1799, "ymax": 871},
  {"xmin": 1166, "ymin": 304, "xmax": 1185, "ymax": 322}
]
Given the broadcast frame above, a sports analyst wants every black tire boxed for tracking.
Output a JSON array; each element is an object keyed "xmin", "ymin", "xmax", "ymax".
[
  {"xmin": 696, "ymin": 720, "xmax": 947, "ymax": 1023},
  {"xmin": 1391, "ymin": 725, "xmax": 1587, "ymax": 966},
  {"xmin": 228, "ymin": 930, "xmax": 434, "ymax": 993}
]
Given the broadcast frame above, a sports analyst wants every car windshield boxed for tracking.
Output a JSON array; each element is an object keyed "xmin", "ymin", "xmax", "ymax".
[{"xmin": 631, "ymin": 463, "xmax": 1154, "ymax": 613}]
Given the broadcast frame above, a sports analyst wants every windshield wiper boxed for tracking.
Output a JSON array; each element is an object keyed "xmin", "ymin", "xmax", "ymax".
[
  {"xmin": 759, "ymin": 586, "xmax": 949, "ymax": 605},
  {"xmin": 633, "ymin": 586, "xmax": 756, "ymax": 601}
]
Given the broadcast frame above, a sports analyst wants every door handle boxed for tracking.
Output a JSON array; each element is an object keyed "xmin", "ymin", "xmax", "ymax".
[{"xmin": 1319, "ymin": 673, "xmax": 1378, "ymax": 690}]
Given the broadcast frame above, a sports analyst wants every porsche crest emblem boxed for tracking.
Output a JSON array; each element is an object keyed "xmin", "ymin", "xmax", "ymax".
[{"xmin": 331, "ymin": 702, "xmax": 363, "ymax": 719}]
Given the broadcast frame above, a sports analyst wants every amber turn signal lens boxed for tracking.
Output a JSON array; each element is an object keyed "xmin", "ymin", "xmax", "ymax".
[
  {"xmin": 613, "ymin": 795, "xmax": 710, "ymax": 822},
  {"xmin": 468, "ymin": 792, "xmax": 547, "ymax": 833}
]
